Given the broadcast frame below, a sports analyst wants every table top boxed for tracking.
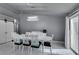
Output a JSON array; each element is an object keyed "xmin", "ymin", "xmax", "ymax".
[{"xmin": 25, "ymin": 36, "xmax": 53, "ymax": 41}]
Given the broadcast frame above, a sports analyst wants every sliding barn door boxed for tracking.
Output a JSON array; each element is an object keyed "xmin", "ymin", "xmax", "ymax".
[
  {"xmin": 0, "ymin": 20, "xmax": 14, "ymax": 44},
  {"xmin": 5, "ymin": 22, "xmax": 14, "ymax": 42},
  {"xmin": 0, "ymin": 20, "xmax": 6, "ymax": 43},
  {"xmin": 70, "ymin": 16, "xmax": 78, "ymax": 54}
]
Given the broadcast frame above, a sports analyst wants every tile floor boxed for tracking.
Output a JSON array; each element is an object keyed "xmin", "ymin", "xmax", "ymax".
[{"xmin": 0, "ymin": 41, "xmax": 75, "ymax": 55}]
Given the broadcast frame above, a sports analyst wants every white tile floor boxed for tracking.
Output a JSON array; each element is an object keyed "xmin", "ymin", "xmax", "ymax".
[
  {"xmin": 0, "ymin": 41, "xmax": 75, "ymax": 55},
  {"xmin": 52, "ymin": 41, "xmax": 65, "ymax": 49}
]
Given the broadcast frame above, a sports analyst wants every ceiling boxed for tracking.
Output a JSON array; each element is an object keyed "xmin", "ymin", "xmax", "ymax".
[{"xmin": 0, "ymin": 3, "xmax": 79, "ymax": 17}]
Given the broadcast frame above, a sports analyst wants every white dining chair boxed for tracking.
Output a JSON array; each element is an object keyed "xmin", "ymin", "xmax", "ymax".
[{"xmin": 30, "ymin": 34, "xmax": 41, "ymax": 54}]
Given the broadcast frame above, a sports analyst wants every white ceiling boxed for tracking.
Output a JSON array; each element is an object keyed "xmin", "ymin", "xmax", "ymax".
[{"xmin": 0, "ymin": 3, "xmax": 79, "ymax": 17}]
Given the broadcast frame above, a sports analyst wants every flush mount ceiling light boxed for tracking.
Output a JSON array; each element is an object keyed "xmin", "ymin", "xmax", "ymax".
[{"xmin": 27, "ymin": 16, "xmax": 39, "ymax": 21}]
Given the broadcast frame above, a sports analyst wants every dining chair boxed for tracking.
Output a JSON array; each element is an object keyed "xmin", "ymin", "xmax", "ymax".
[
  {"xmin": 44, "ymin": 41, "xmax": 52, "ymax": 54},
  {"xmin": 14, "ymin": 38, "xmax": 23, "ymax": 51},
  {"xmin": 43, "ymin": 36, "xmax": 52, "ymax": 55},
  {"xmin": 22, "ymin": 38, "xmax": 31, "ymax": 54},
  {"xmin": 30, "ymin": 34, "xmax": 41, "ymax": 54}
]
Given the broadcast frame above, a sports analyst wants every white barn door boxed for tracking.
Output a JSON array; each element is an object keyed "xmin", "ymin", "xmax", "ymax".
[
  {"xmin": 0, "ymin": 20, "xmax": 6, "ymax": 43},
  {"xmin": 0, "ymin": 20, "xmax": 14, "ymax": 44},
  {"xmin": 5, "ymin": 21, "xmax": 14, "ymax": 42}
]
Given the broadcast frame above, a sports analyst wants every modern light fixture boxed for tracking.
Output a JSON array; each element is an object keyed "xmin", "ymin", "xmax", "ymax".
[{"xmin": 27, "ymin": 16, "xmax": 39, "ymax": 21}]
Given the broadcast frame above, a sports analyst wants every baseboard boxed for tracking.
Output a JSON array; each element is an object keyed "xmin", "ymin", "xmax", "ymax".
[
  {"xmin": 53, "ymin": 41, "xmax": 64, "ymax": 44},
  {"xmin": 0, "ymin": 40, "xmax": 12, "ymax": 45}
]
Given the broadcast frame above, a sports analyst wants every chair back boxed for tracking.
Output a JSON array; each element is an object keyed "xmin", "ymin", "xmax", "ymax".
[
  {"xmin": 31, "ymin": 34, "xmax": 40, "ymax": 47},
  {"xmin": 31, "ymin": 39, "xmax": 40, "ymax": 47},
  {"xmin": 22, "ymin": 36, "xmax": 30, "ymax": 45},
  {"xmin": 14, "ymin": 38, "xmax": 22, "ymax": 44}
]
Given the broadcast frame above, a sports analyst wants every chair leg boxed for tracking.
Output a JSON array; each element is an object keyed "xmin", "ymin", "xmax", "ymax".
[
  {"xmin": 41, "ymin": 41, "xmax": 44, "ymax": 55},
  {"xmin": 19, "ymin": 45, "xmax": 22, "ymax": 52},
  {"xmin": 15, "ymin": 45, "xmax": 18, "ymax": 51},
  {"xmin": 27, "ymin": 46, "xmax": 30, "ymax": 54},
  {"xmin": 24, "ymin": 46, "xmax": 28, "ymax": 54},
  {"xmin": 50, "ymin": 47, "xmax": 52, "ymax": 55},
  {"xmin": 22, "ymin": 46, "xmax": 24, "ymax": 53},
  {"xmin": 26, "ymin": 46, "xmax": 28, "ymax": 54},
  {"xmin": 30, "ymin": 47, "xmax": 32, "ymax": 54},
  {"xmin": 18, "ymin": 45, "xmax": 20, "ymax": 51},
  {"xmin": 42, "ymin": 44, "xmax": 44, "ymax": 54}
]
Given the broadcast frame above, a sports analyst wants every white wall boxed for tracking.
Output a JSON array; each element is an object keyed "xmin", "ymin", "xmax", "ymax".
[{"xmin": 19, "ymin": 14, "xmax": 65, "ymax": 41}]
